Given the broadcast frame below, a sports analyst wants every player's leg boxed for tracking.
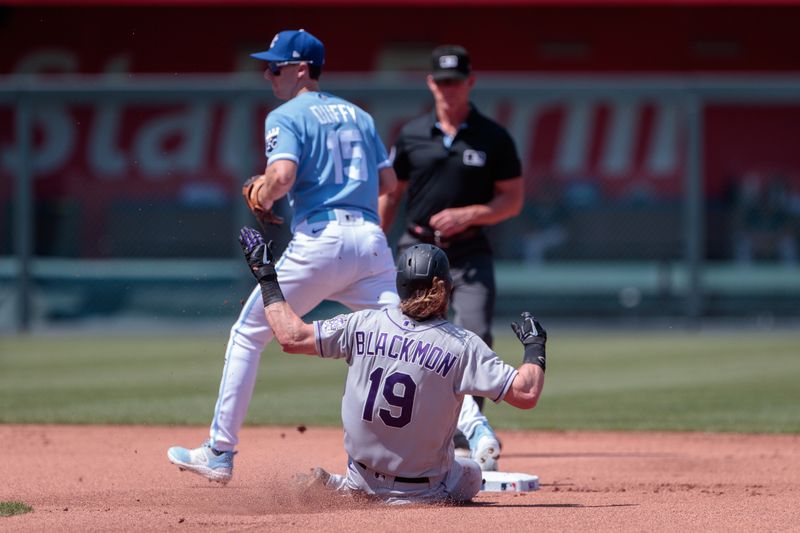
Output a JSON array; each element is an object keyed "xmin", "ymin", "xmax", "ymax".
[
  {"xmin": 329, "ymin": 458, "xmax": 481, "ymax": 505},
  {"xmin": 441, "ymin": 456, "xmax": 483, "ymax": 503},
  {"xmin": 457, "ymin": 394, "xmax": 490, "ymax": 443},
  {"xmin": 294, "ymin": 466, "xmax": 349, "ymax": 498},
  {"xmin": 458, "ymin": 394, "xmax": 500, "ymax": 471},
  {"xmin": 298, "ymin": 459, "xmax": 377, "ymax": 500},
  {"xmin": 168, "ymin": 229, "xmax": 344, "ymax": 481},
  {"xmin": 207, "ymin": 284, "xmax": 275, "ymax": 452},
  {"xmin": 166, "ymin": 283, "xmax": 273, "ymax": 483},
  {"xmin": 328, "ymin": 222, "xmax": 400, "ymax": 310},
  {"xmin": 449, "ymin": 253, "xmax": 501, "ymax": 470},
  {"xmin": 216, "ymin": 227, "xmax": 355, "ymax": 441}
]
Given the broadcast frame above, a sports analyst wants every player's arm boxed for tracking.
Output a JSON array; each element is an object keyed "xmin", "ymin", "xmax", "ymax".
[
  {"xmin": 504, "ymin": 363, "xmax": 545, "ymax": 409},
  {"xmin": 503, "ymin": 313, "xmax": 547, "ymax": 409},
  {"xmin": 238, "ymin": 226, "xmax": 317, "ymax": 356},
  {"xmin": 378, "ymin": 179, "xmax": 408, "ymax": 234},
  {"xmin": 255, "ymin": 159, "xmax": 298, "ymax": 212},
  {"xmin": 264, "ymin": 301, "xmax": 316, "ymax": 355},
  {"xmin": 243, "ymin": 111, "xmax": 300, "ymax": 224},
  {"xmin": 242, "ymin": 160, "xmax": 297, "ymax": 226},
  {"xmin": 429, "ymin": 176, "xmax": 524, "ymax": 238}
]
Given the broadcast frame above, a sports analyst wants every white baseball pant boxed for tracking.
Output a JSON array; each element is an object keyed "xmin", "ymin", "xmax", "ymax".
[
  {"xmin": 208, "ymin": 208, "xmax": 489, "ymax": 450},
  {"xmin": 323, "ymin": 456, "xmax": 483, "ymax": 504}
]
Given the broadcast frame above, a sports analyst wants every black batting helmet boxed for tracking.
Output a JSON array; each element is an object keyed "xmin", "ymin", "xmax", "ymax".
[{"xmin": 396, "ymin": 244, "xmax": 452, "ymax": 299}]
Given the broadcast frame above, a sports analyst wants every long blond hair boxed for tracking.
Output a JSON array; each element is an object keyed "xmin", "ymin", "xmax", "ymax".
[{"xmin": 400, "ymin": 277, "xmax": 450, "ymax": 321}]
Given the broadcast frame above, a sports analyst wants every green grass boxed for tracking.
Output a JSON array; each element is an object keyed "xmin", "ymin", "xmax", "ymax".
[
  {"xmin": 1, "ymin": 330, "xmax": 798, "ymax": 432},
  {"xmin": 0, "ymin": 501, "xmax": 33, "ymax": 517},
  {"xmin": 487, "ymin": 331, "xmax": 800, "ymax": 433}
]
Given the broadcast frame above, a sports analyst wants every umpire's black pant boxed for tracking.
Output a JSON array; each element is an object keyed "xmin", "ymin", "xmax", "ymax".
[
  {"xmin": 398, "ymin": 241, "xmax": 496, "ymax": 411},
  {"xmin": 449, "ymin": 253, "xmax": 495, "ymax": 411}
]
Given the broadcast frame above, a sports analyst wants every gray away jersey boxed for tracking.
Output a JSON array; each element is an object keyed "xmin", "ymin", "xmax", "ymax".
[{"xmin": 314, "ymin": 306, "xmax": 517, "ymax": 478}]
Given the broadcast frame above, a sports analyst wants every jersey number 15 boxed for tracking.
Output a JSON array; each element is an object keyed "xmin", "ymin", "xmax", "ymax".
[
  {"xmin": 327, "ymin": 129, "xmax": 368, "ymax": 184},
  {"xmin": 362, "ymin": 367, "xmax": 417, "ymax": 429}
]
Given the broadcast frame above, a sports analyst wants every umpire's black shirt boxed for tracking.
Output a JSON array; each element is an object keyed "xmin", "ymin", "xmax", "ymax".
[{"xmin": 392, "ymin": 104, "xmax": 521, "ymax": 259}]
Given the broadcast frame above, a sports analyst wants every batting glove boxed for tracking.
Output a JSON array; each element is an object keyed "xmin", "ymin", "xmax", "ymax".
[
  {"xmin": 238, "ymin": 226, "xmax": 285, "ymax": 307},
  {"xmin": 510, "ymin": 312, "xmax": 547, "ymax": 372}
]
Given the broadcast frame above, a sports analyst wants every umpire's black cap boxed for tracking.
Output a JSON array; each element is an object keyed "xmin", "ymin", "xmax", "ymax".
[
  {"xmin": 431, "ymin": 45, "xmax": 471, "ymax": 81},
  {"xmin": 396, "ymin": 244, "xmax": 453, "ymax": 299}
]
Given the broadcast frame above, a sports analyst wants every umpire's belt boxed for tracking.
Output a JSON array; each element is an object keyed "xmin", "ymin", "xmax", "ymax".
[
  {"xmin": 355, "ymin": 461, "xmax": 429, "ymax": 484},
  {"xmin": 407, "ymin": 225, "xmax": 480, "ymax": 248}
]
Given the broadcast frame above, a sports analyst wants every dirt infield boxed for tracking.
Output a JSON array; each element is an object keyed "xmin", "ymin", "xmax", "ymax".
[{"xmin": 3, "ymin": 425, "xmax": 798, "ymax": 532}]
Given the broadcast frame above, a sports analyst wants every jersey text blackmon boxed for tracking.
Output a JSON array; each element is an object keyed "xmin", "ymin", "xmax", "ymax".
[{"xmin": 353, "ymin": 330, "xmax": 459, "ymax": 378}]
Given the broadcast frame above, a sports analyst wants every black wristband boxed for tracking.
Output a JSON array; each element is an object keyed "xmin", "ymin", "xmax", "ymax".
[
  {"xmin": 522, "ymin": 342, "xmax": 546, "ymax": 372},
  {"xmin": 260, "ymin": 280, "xmax": 285, "ymax": 307},
  {"xmin": 254, "ymin": 266, "xmax": 285, "ymax": 307}
]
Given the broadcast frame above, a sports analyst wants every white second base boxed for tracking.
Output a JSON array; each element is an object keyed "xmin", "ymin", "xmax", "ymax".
[{"xmin": 480, "ymin": 471, "xmax": 540, "ymax": 492}]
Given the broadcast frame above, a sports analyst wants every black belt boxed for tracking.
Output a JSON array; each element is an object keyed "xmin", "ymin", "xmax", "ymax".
[
  {"xmin": 356, "ymin": 461, "xmax": 429, "ymax": 484},
  {"xmin": 407, "ymin": 225, "xmax": 481, "ymax": 249}
]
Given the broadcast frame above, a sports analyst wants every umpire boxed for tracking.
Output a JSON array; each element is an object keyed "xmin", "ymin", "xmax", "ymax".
[{"xmin": 380, "ymin": 44, "xmax": 524, "ymax": 399}]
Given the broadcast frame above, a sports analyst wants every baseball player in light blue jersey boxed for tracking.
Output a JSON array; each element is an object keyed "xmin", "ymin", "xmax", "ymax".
[
  {"xmin": 236, "ymin": 228, "xmax": 547, "ymax": 504},
  {"xmin": 167, "ymin": 29, "xmax": 497, "ymax": 485}
]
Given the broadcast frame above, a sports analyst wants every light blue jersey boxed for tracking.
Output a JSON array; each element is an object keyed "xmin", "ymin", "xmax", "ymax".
[{"xmin": 264, "ymin": 91, "xmax": 391, "ymax": 231}]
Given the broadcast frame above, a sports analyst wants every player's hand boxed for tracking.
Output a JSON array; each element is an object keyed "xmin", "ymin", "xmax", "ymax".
[
  {"xmin": 242, "ymin": 175, "xmax": 284, "ymax": 227},
  {"xmin": 239, "ymin": 226, "xmax": 278, "ymax": 284},
  {"xmin": 511, "ymin": 312, "xmax": 547, "ymax": 371},
  {"xmin": 511, "ymin": 312, "xmax": 546, "ymax": 344}
]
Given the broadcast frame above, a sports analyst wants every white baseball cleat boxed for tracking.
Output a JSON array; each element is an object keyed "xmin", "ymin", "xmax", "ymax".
[
  {"xmin": 469, "ymin": 423, "xmax": 501, "ymax": 471},
  {"xmin": 167, "ymin": 440, "xmax": 235, "ymax": 484}
]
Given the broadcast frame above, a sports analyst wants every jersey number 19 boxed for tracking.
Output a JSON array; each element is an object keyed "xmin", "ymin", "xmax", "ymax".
[{"xmin": 362, "ymin": 367, "xmax": 417, "ymax": 429}]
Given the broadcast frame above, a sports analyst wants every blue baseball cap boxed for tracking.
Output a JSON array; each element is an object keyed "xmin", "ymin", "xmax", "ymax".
[{"xmin": 251, "ymin": 30, "xmax": 325, "ymax": 66}]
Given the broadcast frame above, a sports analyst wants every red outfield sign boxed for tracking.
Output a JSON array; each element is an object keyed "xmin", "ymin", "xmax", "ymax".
[
  {"xmin": 2, "ymin": 82, "xmax": 799, "ymax": 258},
  {"xmin": 2, "ymin": 0, "xmax": 800, "ymax": 254},
  {"xmin": 2, "ymin": 83, "xmax": 798, "ymax": 199}
]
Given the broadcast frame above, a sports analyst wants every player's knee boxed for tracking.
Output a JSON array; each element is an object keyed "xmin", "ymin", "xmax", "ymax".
[
  {"xmin": 463, "ymin": 460, "xmax": 483, "ymax": 500},
  {"xmin": 450, "ymin": 457, "xmax": 483, "ymax": 502}
]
